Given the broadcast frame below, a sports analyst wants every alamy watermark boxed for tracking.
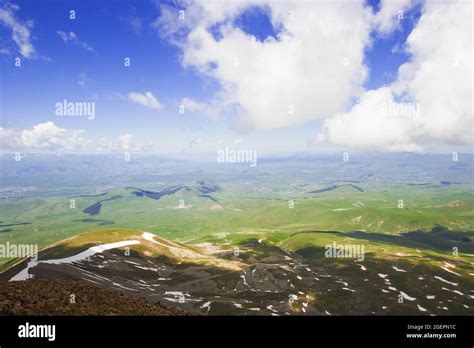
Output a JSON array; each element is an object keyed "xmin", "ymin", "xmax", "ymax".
[
  {"xmin": 0, "ymin": 242, "xmax": 38, "ymax": 259},
  {"xmin": 55, "ymin": 99, "xmax": 95, "ymax": 120},
  {"xmin": 217, "ymin": 147, "xmax": 257, "ymax": 167},
  {"xmin": 381, "ymin": 100, "xmax": 421, "ymax": 120},
  {"xmin": 18, "ymin": 322, "xmax": 55, "ymax": 342},
  {"xmin": 324, "ymin": 242, "xmax": 365, "ymax": 262}
]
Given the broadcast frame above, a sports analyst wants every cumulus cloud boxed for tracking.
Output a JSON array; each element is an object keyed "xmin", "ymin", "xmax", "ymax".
[
  {"xmin": 394, "ymin": 0, "xmax": 472, "ymax": 145},
  {"xmin": 373, "ymin": 0, "xmax": 416, "ymax": 35},
  {"xmin": 127, "ymin": 91, "xmax": 164, "ymax": 110},
  {"xmin": 0, "ymin": 127, "xmax": 21, "ymax": 150},
  {"xmin": 97, "ymin": 134, "xmax": 152, "ymax": 152},
  {"xmin": 57, "ymin": 31, "xmax": 94, "ymax": 52},
  {"xmin": 318, "ymin": 0, "xmax": 473, "ymax": 151},
  {"xmin": 316, "ymin": 87, "xmax": 423, "ymax": 152},
  {"xmin": 0, "ymin": 122, "xmax": 87, "ymax": 152},
  {"xmin": 155, "ymin": 0, "xmax": 471, "ymax": 151},
  {"xmin": 0, "ymin": 2, "xmax": 35, "ymax": 58},
  {"xmin": 156, "ymin": 0, "xmax": 372, "ymax": 131}
]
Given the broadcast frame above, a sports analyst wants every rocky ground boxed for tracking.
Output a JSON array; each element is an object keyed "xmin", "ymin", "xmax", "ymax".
[
  {"xmin": 0, "ymin": 279, "xmax": 187, "ymax": 315},
  {"xmin": 1, "ymin": 234, "xmax": 472, "ymax": 316}
]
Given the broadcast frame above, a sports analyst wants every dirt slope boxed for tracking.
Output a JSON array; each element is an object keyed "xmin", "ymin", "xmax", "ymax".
[{"xmin": 0, "ymin": 279, "xmax": 187, "ymax": 315}]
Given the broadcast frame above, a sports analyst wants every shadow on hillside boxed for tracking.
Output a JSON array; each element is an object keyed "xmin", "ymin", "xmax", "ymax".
[{"xmin": 292, "ymin": 225, "xmax": 474, "ymax": 254}]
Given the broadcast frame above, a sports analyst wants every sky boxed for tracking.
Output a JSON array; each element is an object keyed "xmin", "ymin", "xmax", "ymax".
[{"xmin": 0, "ymin": 0, "xmax": 472, "ymax": 156}]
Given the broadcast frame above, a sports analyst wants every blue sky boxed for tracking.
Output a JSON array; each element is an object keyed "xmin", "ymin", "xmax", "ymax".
[{"xmin": 0, "ymin": 0, "xmax": 472, "ymax": 155}]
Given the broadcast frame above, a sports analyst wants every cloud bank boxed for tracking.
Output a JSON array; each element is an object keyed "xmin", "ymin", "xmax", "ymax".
[
  {"xmin": 318, "ymin": 0, "xmax": 472, "ymax": 151},
  {"xmin": 0, "ymin": 122, "xmax": 87, "ymax": 152},
  {"xmin": 158, "ymin": 0, "xmax": 372, "ymax": 131},
  {"xmin": 156, "ymin": 0, "xmax": 472, "ymax": 152},
  {"xmin": 97, "ymin": 134, "xmax": 152, "ymax": 152}
]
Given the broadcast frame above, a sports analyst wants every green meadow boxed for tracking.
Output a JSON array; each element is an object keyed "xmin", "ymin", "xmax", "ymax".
[{"xmin": 1, "ymin": 182, "xmax": 472, "ymax": 271}]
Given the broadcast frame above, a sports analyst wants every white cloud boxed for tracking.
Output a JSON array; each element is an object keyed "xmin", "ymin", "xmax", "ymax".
[
  {"xmin": 373, "ymin": 0, "xmax": 416, "ymax": 35},
  {"xmin": 0, "ymin": 127, "xmax": 21, "ymax": 150},
  {"xmin": 180, "ymin": 97, "xmax": 206, "ymax": 112},
  {"xmin": 97, "ymin": 134, "xmax": 152, "ymax": 152},
  {"xmin": 316, "ymin": 87, "xmax": 423, "ymax": 152},
  {"xmin": 318, "ymin": 0, "xmax": 473, "ymax": 151},
  {"xmin": 0, "ymin": 122, "xmax": 87, "ymax": 152},
  {"xmin": 127, "ymin": 91, "xmax": 164, "ymax": 110},
  {"xmin": 118, "ymin": 134, "xmax": 134, "ymax": 152},
  {"xmin": 394, "ymin": 0, "xmax": 472, "ymax": 145},
  {"xmin": 156, "ymin": 0, "xmax": 471, "ymax": 152},
  {"xmin": 179, "ymin": 97, "xmax": 225, "ymax": 118},
  {"xmin": 57, "ymin": 31, "xmax": 94, "ymax": 52},
  {"xmin": 0, "ymin": 3, "xmax": 35, "ymax": 58},
  {"xmin": 157, "ymin": 0, "xmax": 373, "ymax": 131}
]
